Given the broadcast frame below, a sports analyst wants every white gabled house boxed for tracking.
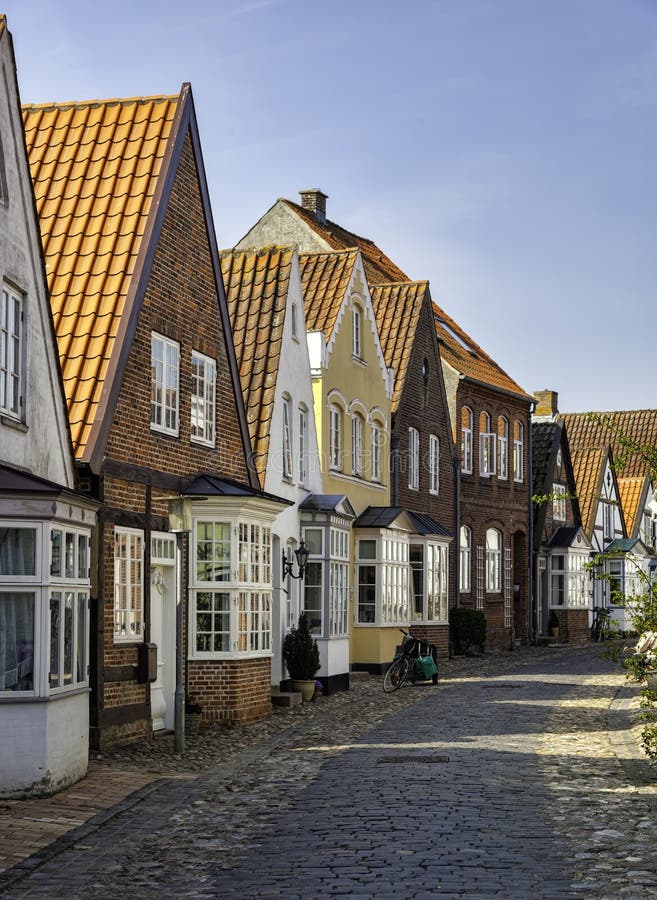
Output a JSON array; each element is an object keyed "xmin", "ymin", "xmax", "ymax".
[{"xmin": 0, "ymin": 16, "xmax": 97, "ymax": 796}]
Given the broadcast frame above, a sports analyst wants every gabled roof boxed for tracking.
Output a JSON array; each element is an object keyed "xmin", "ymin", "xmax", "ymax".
[
  {"xmin": 570, "ymin": 445, "xmax": 609, "ymax": 537},
  {"xmin": 183, "ymin": 473, "xmax": 290, "ymax": 507},
  {"xmin": 298, "ymin": 249, "xmax": 360, "ymax": 339},
  {"xmin": 221, "ymin": 246, "xmax": 294, "ymax": 483},
  {"xmin": 617, "ymin": 476, "xmax": 649, "ymax": 539},
  {"xmin": 547, "ymin": 525, "xmax": 591, "ymax": 550},
  {"xmin": 370, "ymin": 280, "xmax": 428, "ymax": 412},
  {"xmin": 433, "ymin": 302, "xmax": 531, "ymax": 401},
  {"xmin": 406, "ymin": 511, "xmax": 452, "ymax": 538},
  {"xmin": 561, "ymin": 410, "xmax": 657, "ymax": 480},
  {"xmin": 532, "ymin": 420, "xmax": 582, "ymax": 548},
  {"xmin": 299, "ymin": 494, "xmax": 356, "ymax": 518},
  {"xmin": 22, "ymin": 91, "xmax": 180, "ymax": 457},
  {"xmin": 280, "ymin": 198, "xmax": 409, "ymax": 284}
]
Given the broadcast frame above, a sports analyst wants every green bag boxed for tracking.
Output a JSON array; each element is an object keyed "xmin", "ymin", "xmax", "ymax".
[{"xmin": 415, "ymin": 653, "xmax": 437, "ymax": 679}]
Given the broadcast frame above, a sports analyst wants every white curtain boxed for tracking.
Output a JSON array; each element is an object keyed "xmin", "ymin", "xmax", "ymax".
[{"xmin": 0, "ymin": 592, "xmax": 34, "ymax": 690}]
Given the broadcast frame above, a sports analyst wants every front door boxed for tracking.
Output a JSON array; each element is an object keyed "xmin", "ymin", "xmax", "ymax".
[{"xmin": 150, "ymin": 559, "xmax": 175, "ymax": 731}]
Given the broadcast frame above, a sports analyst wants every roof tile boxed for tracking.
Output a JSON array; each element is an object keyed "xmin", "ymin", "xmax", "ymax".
[{"xmin": 298, "ymin": 249, "xmax": 359, "ymax": 339}]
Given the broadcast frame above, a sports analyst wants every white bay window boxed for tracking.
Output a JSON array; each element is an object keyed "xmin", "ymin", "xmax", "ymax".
[{"xmin": 356, "ymin": 532, "xmax": 409, "ymax": 625}]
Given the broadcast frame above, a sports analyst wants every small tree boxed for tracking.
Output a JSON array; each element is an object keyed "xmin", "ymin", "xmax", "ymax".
[{"xmin": 283, "ymin": 612, "xmax": 320, "ymax": 680}]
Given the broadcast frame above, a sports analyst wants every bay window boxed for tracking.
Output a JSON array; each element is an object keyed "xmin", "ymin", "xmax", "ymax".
[
  {"xmin": 190, "ymin": 517, "xmax": 272, "ymax": 657},
  {"xmin": 301, "ymin": 523, "xmax": 349, "ymax": 639},
  {"xmin": 356, "ymin": 532, "xmax": 409, "ymax": 625},
  {"xmin": 410, "ymin": 541, "xmax": 448, "ymax": 623},
  {"xmin": 549, "ymin": 550, "xmax": 589, "ymax": 608}
]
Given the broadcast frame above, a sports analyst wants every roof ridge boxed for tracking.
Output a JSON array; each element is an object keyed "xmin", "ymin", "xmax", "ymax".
[
  {"xmin": 370, "ymin": 279, "xmax": 429, "ymax": 289},
  {"xmin": 22, "ymin": 93, "xmax": 180, "ymax": 112},
  {"xmin": 221, "ymin": 244, "xmax": 296, "ymax": 256},
  {"xmin": 298, "ymin": 247, "xmax": 359, "ymax": 259}
]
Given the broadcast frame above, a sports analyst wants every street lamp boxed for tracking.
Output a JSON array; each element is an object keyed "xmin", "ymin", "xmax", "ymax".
[
  {"xmin": 282, "ymin": 540, "xmax": 309, "ymax": 581},
  {"xmin": 168, "ymin": 496, "xmax": 192, "ymax": 754}
]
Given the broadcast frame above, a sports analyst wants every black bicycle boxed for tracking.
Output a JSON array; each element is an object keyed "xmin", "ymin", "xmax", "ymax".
[
  {"xmin": 590, "ymin": 605, "xmax": 611, "ymax": 643},
  {"xmin": 383, "ymin": 629, "xmax": 438, "ymax": 693}
]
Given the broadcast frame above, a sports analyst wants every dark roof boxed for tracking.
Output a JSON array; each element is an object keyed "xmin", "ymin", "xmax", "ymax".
[
  {"xmin": 354, "ymin": 507, "xmax": 405, "ymax": 528},
  {"xmin": 547, "ymin": 526, "xmax": 585, "ymax": 549},
  {"xmin": 299, "ymin": 494, "xmax": 355, "ymax": 518},
  {"xmin": 406, "ymin": 511, "xmax": 452, "ymax": 538},
  {"xmin": 0, "ymin": 463, "xmax": 79, "ymax": 498},
  {"xmin": 606, "ymin": 537, "xmax": 652, "ymax": 555},
  {"xmin": 532, "ymin": 422, "xmax": 560, "ymax": 499},
  {"xmin": 183, "ymin": 474, "xmax": 291, "ymax": 506}
]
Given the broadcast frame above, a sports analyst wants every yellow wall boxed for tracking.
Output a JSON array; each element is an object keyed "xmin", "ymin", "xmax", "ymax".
[{"xmin": 351, "ymin": 623, "xmax": 402, "ymax": 666}]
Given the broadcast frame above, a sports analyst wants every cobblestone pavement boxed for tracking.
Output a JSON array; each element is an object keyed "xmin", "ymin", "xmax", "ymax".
[{"xmin": 2, "ymin": 645, "xmax": 656, "ymax": 898}]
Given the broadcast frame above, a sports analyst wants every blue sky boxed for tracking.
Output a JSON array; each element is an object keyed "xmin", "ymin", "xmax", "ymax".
[{"xmin": 4, "ymin": 0, "xmax": 656, "ymax": 413}]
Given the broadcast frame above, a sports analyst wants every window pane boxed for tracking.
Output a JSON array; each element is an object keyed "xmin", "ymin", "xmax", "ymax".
[
  {"xmin": 0, "ymin": 592, "xmax": 34, "ymax": 691},
  {"xmin": 50, "ymin": 591, "xmax": 61, "ymax": 688},
  {"xmin": 303, "ymin": 529, "xmax": 323, "ymax": 556},
  {"xmin": 65, "ymin": 532, "xmax": 75, "ymax": 579},
  {"xmin": 0, "ymin": 527, "xmax": 37, "ymax": 576},
  {"xmin": 64, "ymin": 591, "xmax": 74, "ymax": 685},
  {"xmin": 76, "ymin": 593, "xmax": 87, "ymax": 682},
  {"xmin": 359, "ymin": 540, "xmax": 377, "ymax": 560},
  {"xmin": 358, "ymin": 564, "xmax": 377, "ymax": 623},
  {"xmin": 304, "ymin": 561, "xmax": 322, "ymax": 635}
]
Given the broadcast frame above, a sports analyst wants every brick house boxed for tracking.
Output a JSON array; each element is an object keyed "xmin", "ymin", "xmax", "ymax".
[
  {"xmin": 0, "ymin": 15, "xmax": 97, "ymax": 796},
  {"xmin": 23, "ymin": 86, "xmax": 285, "ymax": 749},
  {"xmin": 370, "ymin": 280, "xmax": 456, "ymax": 658},
  {"xmin": 532, "ymin": 392, "xmax": 590, "ymax": 643},
  {"xmin": 239, "ymin": 190, "xmax": 533, "ymax": 651}
]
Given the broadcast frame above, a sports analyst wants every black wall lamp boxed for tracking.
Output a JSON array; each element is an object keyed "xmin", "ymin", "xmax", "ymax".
[{"xmin": 282, "ymin": 540, "xmax": 309, "ymax": 580}]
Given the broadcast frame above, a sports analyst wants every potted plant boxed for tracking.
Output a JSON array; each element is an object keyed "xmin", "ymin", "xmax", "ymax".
[
  {"xmin": 283, "ymin": 612, "xmax": 320, "ymax": 701},
  {"xmin": 548, "ymin": 610, "xmax": 560, "ymax": 640}
]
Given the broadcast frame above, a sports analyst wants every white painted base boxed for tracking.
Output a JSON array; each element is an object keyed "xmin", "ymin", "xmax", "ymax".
[{"xmin": 0, "ymin": 690, "xmax": 89, "ymax": 798}]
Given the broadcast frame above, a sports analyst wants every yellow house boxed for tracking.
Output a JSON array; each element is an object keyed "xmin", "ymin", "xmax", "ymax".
[{"xmin": 299, "ymin": 250, "xmax": 411, "ymax": 669}]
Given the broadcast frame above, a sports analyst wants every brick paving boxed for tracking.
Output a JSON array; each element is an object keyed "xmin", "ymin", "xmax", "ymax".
[{"xmin": 1, "ymin": 645, "xmax": 655, "ymax": 898}]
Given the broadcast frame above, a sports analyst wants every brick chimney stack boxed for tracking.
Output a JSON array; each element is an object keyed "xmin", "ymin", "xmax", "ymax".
[
  {"xmin": 299, "ymin": 189, "xmax": 328, "ymax": 226},
  {"xmin": 533, "ymin": 389, "xmax": 559, "ymax": 419}
]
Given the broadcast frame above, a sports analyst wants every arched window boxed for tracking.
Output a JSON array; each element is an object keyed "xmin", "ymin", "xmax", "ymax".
[
  {"xmin": 371, "ymin": 420, "xmax": 383, "ymax": 483},
  {"xmin": 497, "ymin": 417, "xmax": 508, "ymax": 480},
  {"xmin": 352, "ymin": 412, "xmax": 364, "ymax": 476},
  {"xmin": 298, "ymin": 404, "xmax": 308, "ymax": 485},
  {"xmin": 353, "ymin": 305, "xmax": 362, "ymax": 358},
  {"xmin": 459, "ymin": 525, "xmax": 471, "ymax": 593},
  {"xmin": 282, "ymin": 394, "xmax": 293, "ymax": 479},
  {"xmin": 329, "ymin": 404, "xmax": 342, "ymax": 470},
  {"xmin": 429, "ymin": 434, "xmax": 439, "ymax": 495},
  {"xmin": 486, "ymin": 528, "xmax": 502, "ymax": 592},
  {"xmin": 513, "ymin": 421, "xmax": 524, "ymax": 483},
  {"xmin": 461, "ymin": 406, "xmax": 473, "ymax": 473},
  {"xmin": 408, "ymin": 427, "xmax": 419, "ymax": 490},
  {"xmin": 479, "ymin": 411, "xmax": 495, "ymax": 476}
]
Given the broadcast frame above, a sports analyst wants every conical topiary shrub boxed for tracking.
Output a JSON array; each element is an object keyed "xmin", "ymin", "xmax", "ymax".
[{"xmin": 283, "ymin": 612, "xmax": 320, "ymax": 681}]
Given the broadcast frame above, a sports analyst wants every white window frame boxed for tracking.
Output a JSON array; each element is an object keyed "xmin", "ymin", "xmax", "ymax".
[
  {"xmin": 352, "ymin": 413, "xmax": 364, "ymax": 476},
  {"xmin": 190, "ymin": 350, "xmax": 216, "ymax": 447},
  {"xmin": 114, "ymin": 527, "xmax": 144, "ymax": 643},
  {"xmin": 151, "ymin": 332, "xmax": 179, "ymax": 436},
  {"xmin": 479, "ymin": 412, "xmax": 496, "ymax": 477},
  {"xmin": 0, "ymin": 284, "xmax": 23, "ymax": 419},
  {"xmin": 371, "ymin": 422, "xmax": 382, "ymax": 483},
  {"xmin": 497, "ymin": 417, "xmax": 508, "ymax": 480},
  {"xmin": 298, "ymin": 405, "xmax": 308, "ymax": 486},
  {"xmin": 459, "ymin": 525, "xmax": 471, "ymax": 593},
  {"xmin": 329, "ymin": 405, "xmax": 342, "ymax": 471},
  {"xmin": 603, "ymin": 502, "xmax": 614, "ymax": 542},
  {"xmin": 356, "ymin": 532, "xmax": 409, "ymax": 626},
  {"xmin": 302, "ymin": 527, "xmax": 323, "ymax": 636},
  {"xmin": 486, "ymin": 528, "xmax": 502, "ymax": 593},
  {"xmin": 353, "ymin": 305, "xmax": 362, "ymax": 358},
  {"xmin": 429, "ymin": 434, "xmax": 439, "ymax": 495},
  {"xmin": 410, "ymin": 541, "xmax": 449, "ymax": 624},
  {"xmin": 553, "ymin": 484, "xmax": 567, "ymax": 523},
  {"xmin": 329, "ymin": 527, "xmax": 349, "ymax": 637},
  {"xmin": 189, "ymin": 517, "xmax": 273, "ymax": 659},
  {"xmin": 291, "ymin": 302, "xmax": 298, "ymax": 340},
  {"xmin": 461, "ymin": 407, "xmax": 473, "ymax": 474},
  {"xmin": 282, "ymin": 395, "xmax": 293, "ymax": 480},
  {"xmin": 513, "ymin": 421, "xmax": 524, "ymax": 483},
  {"xmin": 408, "ymin": 427, "xmax": 419, "ymax": 491}
]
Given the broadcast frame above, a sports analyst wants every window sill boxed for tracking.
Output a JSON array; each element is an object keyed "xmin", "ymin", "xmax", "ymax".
[
  {"xmin": 150, "ymin": 425, "xmax": 180, "ymax": 439},
  {"xmin": 352, "ymin": 355, "xmax": 368, "ymax": 368},
  {"xmin": 190, "ymin": 437, "xmax": 215, "ymax": 449},
  {"xmin": 189, "ymin": 651, "xmax": 273, "ymax": 661},
  {"xmin": 0, "ymin": 685, "xmax": 90, "ymax": 703},
  {"xmin": 1, "ymin": 414, "xmax": 28, "ymax": 433}
]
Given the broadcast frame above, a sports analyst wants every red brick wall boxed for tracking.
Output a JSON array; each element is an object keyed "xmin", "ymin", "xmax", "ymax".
[
  {"xmin": 409, "ymin": 624, "xmax": 449, "ymax": 659},
  {"xmin": 550, "ymin": 608, "xmax": 589, "ymax": 644},
  {"xmin": 188, "ymin": 657, "xmax": 272, "ymax": 725}
]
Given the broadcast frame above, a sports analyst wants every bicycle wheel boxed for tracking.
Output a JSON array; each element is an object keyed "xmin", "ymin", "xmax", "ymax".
[{"xmin": 383, "ymin": 656, "xmax": 410, "ymax": 693}]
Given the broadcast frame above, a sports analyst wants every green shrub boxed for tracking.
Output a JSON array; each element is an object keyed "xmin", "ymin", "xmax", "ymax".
[
  {"xmin": 450, "ymin": 608, "xmax": 487, "ymax": 654},
  {"xmin": 283, "ymin": 612, "xmax": 320, "ymax": 680}
]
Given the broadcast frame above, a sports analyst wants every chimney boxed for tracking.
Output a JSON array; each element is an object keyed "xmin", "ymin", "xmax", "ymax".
[
  {"xmin": 534, "ymin": 389, "xmax": 559, "ymax": 419},
  {"xmin": 299, "ymin": 189, "xmax": 328, "ymax": 226}
]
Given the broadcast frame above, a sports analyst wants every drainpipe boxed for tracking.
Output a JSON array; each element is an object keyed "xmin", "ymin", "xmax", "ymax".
[
  {"xmin": 454, "ymin": 450, "xmax": 461, "ymax": 608},
  {"xmin": 390, "ymin": 429, "xmax": 399, "ymax": 506},
  {"xmin": 528, "ymin": 402, "xmax": 535, "ymax": 643}
]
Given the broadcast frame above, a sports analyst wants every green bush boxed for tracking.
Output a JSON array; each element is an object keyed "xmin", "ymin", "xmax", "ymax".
[
  {"xmin": 283, "ymin": 612, "xmax": 320, "ymax": 680},
  {"xmin": 450, "ymin": 608, "xmax": 486, "ymax": 654}
]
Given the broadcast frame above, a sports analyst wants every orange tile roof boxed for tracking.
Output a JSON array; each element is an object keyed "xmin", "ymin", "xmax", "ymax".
[
  {"xmin": 282, "ymin": 199, "xmax": 409, "ymax": 284},
  {"xmin": 370, "ymin": 281, "xmax": 428, "ymax": 412},
  {"xmin": 570, "ymin": 445, "xmax": 607, "ymax": 537},
  {"xmin": 562, "ymin": 410, "xmax": 657, "ymax": 480},
  {"xmin": 432, "ymin": 301, "xmax": 531, "ymax": 401},
  {"xmin": 22, "ymin": 92, "xmax": 180, "ymax": 456},
  {"xmin": 0, "ymin": 15, "xmax": 6, "ymax": 38},
  {"xmin": 220, "ymin": 246, "xmax": 294, "ymax": 484},
  {"xmin": 298, "ymin": 249, "xmax": 360, "ymax": 339},
  {"xmin": 617, "ymin": 476, "xmax": 646, "ymax": 538}
]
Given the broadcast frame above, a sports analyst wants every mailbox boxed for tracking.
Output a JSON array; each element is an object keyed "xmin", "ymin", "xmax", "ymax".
[{"xmin": 137, "ymin": 642, "xmax": 157, "ymax": 683}]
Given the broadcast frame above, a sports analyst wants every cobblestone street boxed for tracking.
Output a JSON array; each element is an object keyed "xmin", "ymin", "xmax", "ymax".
[{"xmin": 2, "ymin": 645, "xmax": 656, "ymax": 898}]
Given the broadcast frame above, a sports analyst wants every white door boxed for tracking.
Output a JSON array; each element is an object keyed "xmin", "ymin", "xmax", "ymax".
[{"xmin": 150, "ymin": 564, "xmax": 175, "ymax": 731}]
